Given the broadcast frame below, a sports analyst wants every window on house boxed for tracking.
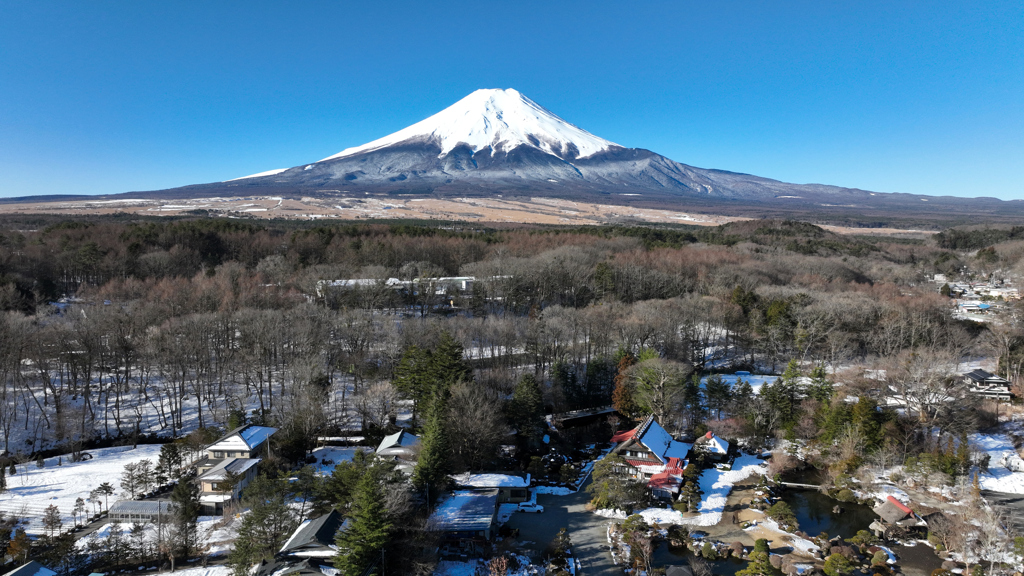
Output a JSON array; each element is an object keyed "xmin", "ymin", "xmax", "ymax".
[
  {"xmin": 210, "ymin": 482, "xmax": 219, "ymax": 490},
  {"xmin": 511, "ymin": 489, "xmax": 526, "ymax": 498},
  {"xmin": 213, "ymin": 451, "xmax": 223, "ymax": 458}
]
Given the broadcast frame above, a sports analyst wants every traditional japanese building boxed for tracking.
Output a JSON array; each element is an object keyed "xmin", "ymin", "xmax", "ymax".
[{"xmin": 610, "ymin": 415, "xmax": 692, "ymax": 499}]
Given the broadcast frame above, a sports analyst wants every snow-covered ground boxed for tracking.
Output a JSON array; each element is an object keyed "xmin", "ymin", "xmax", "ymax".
[
  {"xmin": 0, "ymin": 444, "xmax": 164, "ymax": 534},
  {"xmin": 433, "ymin": 552, "xmax": 545, "ymax": 576},
  {"xmin": 594, "ymin": 453, "xmax": 766, "ymax": 526},
  {"xmin": 310, "ymin": 446, "xmax": 366, "ymax": 475},
  {"xmin": 77, "ymin": 514, "xmax": 240, "ymax": 557},
  {"xmin": 701, "ymin": 373, "xmax": 779, "ymax": 395},
  {"xmin": 147, "ymin": 566, "xmax": 231, "ymax": 576},
  {"xmin": 746, "ymin": 516, "xmax": 817, "ymax": 555},
  {"xmin": 971, "ymin": 430, "xmax": 1024, "ymax": 494}
]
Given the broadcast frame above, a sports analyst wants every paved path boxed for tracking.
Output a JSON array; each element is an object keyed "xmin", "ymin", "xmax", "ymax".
[{"xmin": 505, "ymin": 481, "xmax": 621, "ymax": 576}]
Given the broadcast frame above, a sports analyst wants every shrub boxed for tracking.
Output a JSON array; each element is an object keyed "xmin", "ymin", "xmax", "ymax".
[
  {"xmin": 835, "ymin": 489, "xmax": 857, "ymax": 503},
  {"xmin": 872, "ymin": 551, "xmax": 889, "ymax": 566},
  {"xmin": 847, "ymin": 529, "xmax": 877, "ymax": 546},
  {"xmin": 754, "ymin": 538, "xmax": 771, "ymax": 555},
  {"xmin": 823, "ymin": 554, "xmax": 853, "ymax": 576},
  {"xmin": 766, "ymin": 501, "xmax": 799, "ymax": 532},
  {"xmin": 701, "ymin": 541, "xmax": 718, "ymax": 560}
]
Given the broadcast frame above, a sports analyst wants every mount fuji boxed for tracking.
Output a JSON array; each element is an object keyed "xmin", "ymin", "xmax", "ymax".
[{"xmin": 118, "ymin": 89, "xmax": 1019, "ymax": 218}]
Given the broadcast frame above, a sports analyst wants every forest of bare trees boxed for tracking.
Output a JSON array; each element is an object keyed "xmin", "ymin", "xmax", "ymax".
[{"xmin": 0, "ymin": 217, "xmax": 1020, "ymax": 458}]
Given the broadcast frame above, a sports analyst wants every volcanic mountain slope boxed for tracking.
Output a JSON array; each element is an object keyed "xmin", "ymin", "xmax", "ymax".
[
  {"xmin": 178, "ymin": 88, "xmax": 858, "ymax": 202},
  {"xmin": 20, "ymin": 88, "xmax": 1019, "ymax": 220}
]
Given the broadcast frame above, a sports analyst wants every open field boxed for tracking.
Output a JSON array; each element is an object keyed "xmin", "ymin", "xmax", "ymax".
[{"xmin": 0, "ymin": 194, "xmax": 936, "ymax": 237}]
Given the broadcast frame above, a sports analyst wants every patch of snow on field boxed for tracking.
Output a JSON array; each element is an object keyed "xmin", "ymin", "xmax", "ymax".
[
  {"xmin": 701, "ymin": 374, "xmax": 779, "ymax": 395},
  {"xmin": 971, "ymin": 432, "xmax": 1024, "ymax": 493},
  {"xmin": 0, "ymin": 444, "xmax": 164, "ymax": 535},
  {"xmin": 434, "ymin": 553, "xmax": 542, "ymax": 576},
  {"xmin": 150, "ymin": 566, "xmax": 231, "ymax": 576},
  {"xmin": 310, "ymin": 446, "xmax": 367, "ymax": 475}
]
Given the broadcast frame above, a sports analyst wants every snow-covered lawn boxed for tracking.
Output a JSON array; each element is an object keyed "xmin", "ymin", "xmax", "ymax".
[
  {"xmin": 433, "ymin": 553, "xmax": 545, "ymax": 576},
  {"xmin": 148, "ymin": 566, "xmax": 231, "ymax": 576},
  {"xmin": 78, "ymin": 514, "xmax": 240, "ymax": 557},
  {"xmin": 0, "ymin": 444, "xmax": 164, "ymax": 535},
  {"xmin": 594, "ymin": 453, "xmax": 766, "ymax": 527},
  {"xmin": 971, "ymin": 432, "xmax": 1024, "ymax": 494},
  {"xmin": 310, "ymin": 446, "xmax": 367, "ymax": 475}
]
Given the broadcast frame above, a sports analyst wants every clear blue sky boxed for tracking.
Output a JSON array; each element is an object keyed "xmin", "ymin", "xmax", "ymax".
[{"xmin": 2, "ymin": 1, "xmax": 1022, "ymax": 199}]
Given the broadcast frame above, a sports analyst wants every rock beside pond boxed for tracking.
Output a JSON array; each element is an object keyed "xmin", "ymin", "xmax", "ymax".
[{"xmin": 833, "ymin": 505, "xmax": 844, "ymax": 514}]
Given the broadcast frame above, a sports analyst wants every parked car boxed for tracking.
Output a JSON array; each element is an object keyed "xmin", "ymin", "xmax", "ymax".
[{"xmin": 518, "ymin": 502, "xmax": 544, "ymax": 513}]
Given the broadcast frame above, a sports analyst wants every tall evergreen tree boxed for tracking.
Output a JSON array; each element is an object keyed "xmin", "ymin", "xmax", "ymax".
[
  {"xmin": 509, "ymin": 373, "xmax": 545, "ymax": 443},
  {"xmin": 334, "ymin": 465, "xmax": 393, "ymax": 576},
  {"xmin": 169, "ymin": 479, "xmax": 201, "ymax": 567},
  {"xmin": 392, "ymin": 345, "xmax": 432, "ymax": 421},
  {"xmin": 412, "ymin": 392, "xmax": 452, "ymax": 496},
  {"xmin": 807, "ymin": 365, "xmax": 834, "ymax": 403},
  {"xmin": 228, "ymin": 476, "xmax": 297, "ymax": 576},
  {"xmin": 429, "ymin": 331, "xmax": 472, "ymax": 391}
]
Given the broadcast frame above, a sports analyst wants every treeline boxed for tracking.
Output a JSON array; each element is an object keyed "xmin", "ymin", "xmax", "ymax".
[
  {"xmin": 0, "ymin": 216, "xmax": 977, "ymax": 313},
  {"xmin": 0, "ymin": 216, "xmax": 1005, "ymax": 454}
]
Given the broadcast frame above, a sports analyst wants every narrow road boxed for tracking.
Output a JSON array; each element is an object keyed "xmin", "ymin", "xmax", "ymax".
[{"xmin": 505, "ymin": 480, "xmax": 622, "ymax": 576}]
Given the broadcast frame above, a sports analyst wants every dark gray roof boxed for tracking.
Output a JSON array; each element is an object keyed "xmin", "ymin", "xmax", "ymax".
[
  {"xmin": 3, "ymin": 562, "xmax": 57, "ymax": 576},
  {"xmin": 666, "ymin": 566, "xmax": 695, "ymax": 576},
  {"xmin": 109, "ymin": 500, "xmax": 174, "ymax": 515},
  {"xmin": 965, "ymin": 369, "xmax": 1009, "ymax": 384},
  {"xmin": 280, "ymin": 510, "xmax": 348, "ymax": 554}
]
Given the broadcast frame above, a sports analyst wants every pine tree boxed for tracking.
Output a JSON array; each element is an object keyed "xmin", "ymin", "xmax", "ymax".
[
  {"xmin": 737, "ymin": 550, "xmax": 783, "ymax": 576},
  {"xmin": 43, "ymin": 504, "xmax": 62, "ymax": 537},
  {"xmin": 334, "ymin": 466, "xmax": 393, "ymax": 576},
  {"xmin": 430, "ymin": 331, "xmax": 472, "ymax": 392},
  {"xmin": 121, "ymin": 462, "xmax": 143, "ymax": 499},
  {"xmin": 169, "ymin": 479, "xmax": 201, "ymax": 566},
  {"xmin": 412, "ymin": 392, "xmax": 452, "ymax": 495},
  {"xmin": 549, "ymin": 528, "xmax": 573, "ymax": 575},
  {"xmin": 808, "ymin": 365, "xmax": 834, "ymax": 402},
  {"xmin": 392, "ymin": 345, "xmax": 432, "ymax": 421},
  {"xmin": 679, "ymin": 464, "xmax": 704, "ymax": 512},
  {"xmin": 229, "ymin": 476, "xmax": 297, "ymax": 576},
  {"xmin": 509, "ymin": 373, "xmax": 545, "ymax": 443},
  {"xmin": 97, "ymin": 482, "xmax": 115, "ymax": 510},
  {"xmin": 74, "ymin": 498, "xmax": 86, "ymax": 526}
]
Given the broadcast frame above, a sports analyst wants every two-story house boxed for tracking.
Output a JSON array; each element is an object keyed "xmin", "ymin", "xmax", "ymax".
[
  {"xmin": 196, "ymin": 424, "xmax": 277, "ymax": 515},
  {"xmin": 963, "ymin": 369, "xmax": 1014, "ymax": 401},
  {"xmin": 609, "ymin": 415, "xmax": 692, "ymax": 500}
]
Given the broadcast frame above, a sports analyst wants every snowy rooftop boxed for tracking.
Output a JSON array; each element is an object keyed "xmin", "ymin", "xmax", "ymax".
[
  {"xmin": 376, "ymin": 430, "xmax": 420, "ymax": 453},
  {"xmin": 451, "ymin": 473, "xmax": 530, "ymax": 488},
  {"xmin": 429, "ymin": 490, "xmax": 498, "ymax": 533},
  {"xmin": 3, "ymin": 562, "xmax": 57, "ymax": 576},
  {"xmin": 239, "ymin": 426, "xmax": 277, "ymax": 448}
]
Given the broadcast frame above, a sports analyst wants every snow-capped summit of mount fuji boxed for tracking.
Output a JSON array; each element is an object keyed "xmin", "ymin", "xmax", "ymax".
[{"xmin": 319, "ymin": 88, "xmax": 620, "ymax": 163}]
